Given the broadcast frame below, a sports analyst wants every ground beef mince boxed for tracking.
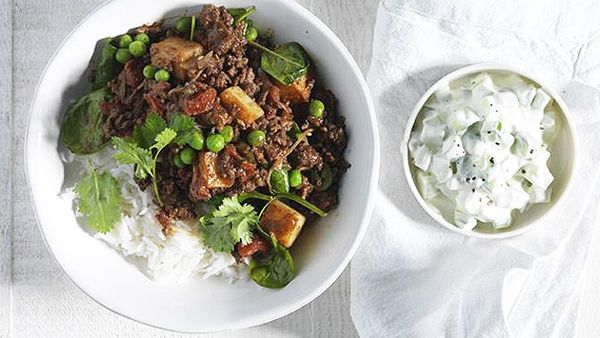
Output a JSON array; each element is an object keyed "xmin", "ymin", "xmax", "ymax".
[
  {"xmin": 199, "ymin": 5, "xmax": 247, "ymax": 56},
  {"xmin": 101, "ymin": 4, "xmax": 349, "ymax": 223}
]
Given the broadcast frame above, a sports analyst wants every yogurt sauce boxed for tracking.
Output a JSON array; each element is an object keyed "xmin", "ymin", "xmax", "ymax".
[{"xmin": 409, "ymin": 72, "xmax": 560, "ymax": 229}]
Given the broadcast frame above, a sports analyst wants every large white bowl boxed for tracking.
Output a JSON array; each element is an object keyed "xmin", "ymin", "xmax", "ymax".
[
  {"xmin": 25, "ymin": 0, "xmax": 379, "ymax": 332},
  {"xmin": 402, "ymin": 63, "xmax": 577, "ymax": 238}
]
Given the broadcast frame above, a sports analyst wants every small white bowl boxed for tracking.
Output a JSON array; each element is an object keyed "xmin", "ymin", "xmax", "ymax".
[
  {"xmin": 402, "ymin": 63, "xmax": 578, "ymax": 238},
  {"xmin": 25, "ymin": 0, "xmax": 379, "ymax": 332}
]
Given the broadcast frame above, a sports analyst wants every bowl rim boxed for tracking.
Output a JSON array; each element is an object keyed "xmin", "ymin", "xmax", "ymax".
[
  {"xmin": 24, "ymin": 0, "xmax": 380, "ymax": 332},
  {"xmin": 401, "ymin": 62, "xmax": 579, "ymax": 239}
]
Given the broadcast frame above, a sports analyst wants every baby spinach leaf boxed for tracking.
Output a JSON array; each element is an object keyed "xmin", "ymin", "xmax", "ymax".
[
  {"xmin": 227, "ymin": 6, "xmax": 256, "ymax": 25},
  {"xmin": 75, "ymin": 166, "xmax": 122, "ymax": 233},
  {"xmin": 249, "ymin": 234, "xmax": 295, "ymax": 288},
  {"xmin": 61, "ymin": 87, "xmax": 111, "ymax": 155},
  {"xmin": 251, "ymin": 41, "xmax": 310, "ymax": 85},
  {"xmin": 92, "ymin": 38, "xmax": 121, "ymax": 90},
  {"xmin": 269, "ymin": 169, "xmax": 290, "ymax": 194},
  {"xmin": 310, "ymin": 163, "xmax": 333, "ymax": 192}
]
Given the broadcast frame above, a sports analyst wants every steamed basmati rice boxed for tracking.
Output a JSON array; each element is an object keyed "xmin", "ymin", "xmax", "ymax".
[{"xmin": 61, "ymin": 148, "xmax": 247, "ymax": 283}]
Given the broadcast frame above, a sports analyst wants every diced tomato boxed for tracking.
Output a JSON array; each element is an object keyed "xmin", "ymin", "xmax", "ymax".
[
  {"xmin": 236, "ymin": 235, "xmax": 270, "ymax": 258},
  {"xmin": 184, "ymin": 88, "xmax": 217, "ymax": 116},
  {"xmin": 144, "ymin": 93, "xmax": 165, "ymax": 116}
]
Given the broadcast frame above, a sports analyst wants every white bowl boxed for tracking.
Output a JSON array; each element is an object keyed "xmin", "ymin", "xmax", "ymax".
[
  {"xmin": 25, "ymin": 0, "xmax": 379, "ymax": 332},
  {"xmin": 402, "ymin": 63, "xmax": 577, "ymax": 238}
]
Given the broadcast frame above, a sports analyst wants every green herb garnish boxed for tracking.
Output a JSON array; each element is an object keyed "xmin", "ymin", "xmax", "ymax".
[
  {"xmin": 189, "ymin": 15, "xmax": 196, "ymax": 41},
  {"xmin": 310, "ymin": 163, "xmax": 333, "ymax": 192},
  {"xmin": 92, "ymin": 38, "xmax": 121, "ymax": 90},
  {"xmin": 199, "ymin": 196, "xmax": 259, "ymax": 253},
  {"xmin": 112, "ymin": 128, "xmax": 176, "ymax": 207},
  {"xmin": 74, "ymin": 166, "xmax": 122, "ymax": 233},
  {"xmin": 132, "ymin": 112, "xmax": 168, "ymax": 149},
  {"xmin": 168, "ymin": 113, "xmax": 199, "ymax": 146},
  {"xmin": 61, "ymin": 87, "xmax": 112, "ymax": 155},
  {"xmin": 249, "ymin": 41, "xmax": 310, "ymax": 85},
  {"xmin": 239, "ymin": 191, "xmax": 327, "ymax": 217},
  {"xmin": 269, "ymin": 169, "xmax": 290, "ymax": 194},
  {"xmin": 227, "ymin": 6, "xmax": 256, "ymax": 25},
  {"xmin": 249, "ymin": 234, "xmax": 295, "ymax": 288}
]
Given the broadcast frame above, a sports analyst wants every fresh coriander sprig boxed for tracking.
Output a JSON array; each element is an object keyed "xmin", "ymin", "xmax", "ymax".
[
  {"xmin": 112, "ymin": 128, "xmax": 176, "ymax": 207},
  {"xmin": 199, "ymin": 196, "xmax": 259, "ymax": 252},
  {"xmin": 74, "ymin": 165, "xmax": 122, "ymax": 233},
  {"xmin": 113, "ymin": 112, "xmax": 201, "ymax": 207}
]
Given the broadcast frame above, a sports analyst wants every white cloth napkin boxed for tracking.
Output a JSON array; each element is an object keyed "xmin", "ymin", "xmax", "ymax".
[{"xmin": 351, "ymin": 1, "xmax": 600, "ymax": 337}]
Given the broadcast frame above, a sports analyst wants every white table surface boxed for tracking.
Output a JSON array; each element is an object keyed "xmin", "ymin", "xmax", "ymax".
[{"xmin": 2, "ymin": 0, "xmax": 600, "ymax": 337}]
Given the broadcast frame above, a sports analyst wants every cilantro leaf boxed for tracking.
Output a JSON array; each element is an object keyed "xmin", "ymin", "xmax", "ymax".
[
  {"xmin": 112, "ymin": 137, "xmax": 153, "ymax": 179},
  {"xmin": 75, "ymin": 167, "xmax": 122, "ymax": 233},
  {"xmin": 112, "ymin": 126, "xmax": 177, "ymax": 207},
  {"xmin": 133, "ymin": 112, "xmax": 168, "ymax": 148},
  {"xmin": 200, "ymin": 196, "xmax": 258, "ymax": 252},
  {"xmin": 200, "ymin": 215, "xmax": 235, "ymax": 252},
  {"xmin": 169, "ymin": 114, "xmax": 198, "ymax": 146},
  {"xmin": 249, "ymin": 234, "xmax": 295, "ymax": 288},
  {"xmin": 152, "ymin": 128, "xmax": 177, "ymax": 150}
]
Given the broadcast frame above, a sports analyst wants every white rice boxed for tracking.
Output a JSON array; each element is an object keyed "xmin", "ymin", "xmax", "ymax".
[{"xmin": 61, "ymin": 148, "xmax": 247, "ymax": 284}]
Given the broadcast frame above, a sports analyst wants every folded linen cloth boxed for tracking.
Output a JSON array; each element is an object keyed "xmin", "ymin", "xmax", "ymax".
[{"xmin": 351, "ymin": 1, "xmax": 600, "ymax": 336}]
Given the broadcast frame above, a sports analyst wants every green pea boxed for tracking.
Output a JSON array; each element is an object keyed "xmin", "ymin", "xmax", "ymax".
[
  {"xmin": 245, "ymin": 27, "xmax": 258, "ymax": 42},
  {"xmin": 135, "ymin": 33, "xmax": 150, "ymax": 44},
  {"xmin": 187, "ymin": 131, "xmax": 204, "ymax": 150},
  {"xmin": 118, "ymin": 34, "xmax": 133, "ymax": 48},
  {"xmin": 289, "ymin": 169, "xmax": 302, "ymax": 188},
  {"xmin": 206, "ymin": 134, "xmax": 225, "ymax": 153},
  {"xmin": 221, "ymin": 125, "xmax": 234, "ymax": 143},
  {"xmin": 175, "ymin": 17, "xmax": 192, "ymax": 33},
  {"xmin": 115, "ymin": 48, "xmax": 133, "ymax": 64},
  {"xmin": 154, "ymin": 69, "xmax": 170, "ymax": 82},
  {"xmin": 142, "ymin": 65, "xmax": 156, "ymax": 79},
  {"xmin": 247, "ymin": 131, "xmax": 265, "ymax": 146},
  {"xmin": 129, "ymin": 40, "xmax": 147, "ymax": 58},
  {"xmin": 173, "ymin": 153, "xmax": 185, "ymax": 168},
  {"xmin": 179, "ymin": 147, "xmax": 196, "ymax": 165},
  {"xmin": 247, "ymin": 130, "xmax": 266, "ymax": 146},
  {"xmin": 309, "ymin": 99, "xmax": 325, "ymax": 118}
]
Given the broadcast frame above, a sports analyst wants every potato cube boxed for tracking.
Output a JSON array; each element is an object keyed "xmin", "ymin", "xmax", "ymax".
[
  {"xmin": 190, "ymin": 152, "xmax": 234, "ymax": 200},
  {"xmin": 150, "ymin": 36, "xmax": 204, "ymax": 81},
  {"xmin": 219, "ymin": 86, "xmax": 265, "ymax": 126},
  {"xmin": 276, "ymin": 74, "xmax": 314, "ymax": 104},
  {"xmin": 260, "ymin": 200, "xmax": 306, "ymax": 248}
]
